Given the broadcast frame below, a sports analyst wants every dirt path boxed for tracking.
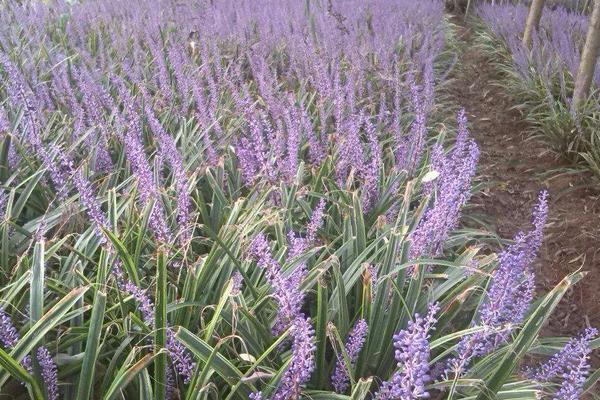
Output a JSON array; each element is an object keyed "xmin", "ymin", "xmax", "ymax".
[{"xmin": 448, "ymin": 17, "xmax": 600, "ymax": 352}]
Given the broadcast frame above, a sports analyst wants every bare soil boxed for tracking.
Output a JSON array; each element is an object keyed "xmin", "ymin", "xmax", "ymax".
[{"xmin": 449, "ymin": 16, "xmax": 600, "ymax": 366}]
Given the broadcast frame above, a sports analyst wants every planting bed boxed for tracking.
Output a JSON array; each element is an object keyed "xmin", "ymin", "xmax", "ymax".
[
  {"xmin": 0, "ymin": 1, "xmax": 598, "ymax": 399},
  {"xmin": 449, "ymin": 15, "xmax": 600, "ymax": 369}
]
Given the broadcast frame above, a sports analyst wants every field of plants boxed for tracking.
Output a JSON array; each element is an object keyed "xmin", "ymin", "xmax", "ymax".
[
  {"xmin": 476, "ymin": 1, "xmax": 600, "ymax": 176},
  {"xmin": 0, "ymin": 0, "xmax": 598, "ymax": 399}
]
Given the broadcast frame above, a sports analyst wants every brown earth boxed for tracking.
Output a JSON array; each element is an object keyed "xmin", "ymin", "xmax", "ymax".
[{"xmin": 448, "ymin": 16, "xmax": 600, "ymax": 368}]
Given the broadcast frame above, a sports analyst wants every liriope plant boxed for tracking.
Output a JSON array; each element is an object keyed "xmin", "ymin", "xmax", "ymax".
[
  {"xmin": 474, "ymin": 2, "xmax": 600, "ymax": 178},
  {"xmin": 0, "ymin": 1, "xmax": 596, "ymax": 400}
]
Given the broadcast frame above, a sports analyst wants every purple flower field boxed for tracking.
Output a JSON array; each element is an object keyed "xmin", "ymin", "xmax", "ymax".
[{"xmin": 0, "ymin": 0, "xmax": 598, "ymax": 399}]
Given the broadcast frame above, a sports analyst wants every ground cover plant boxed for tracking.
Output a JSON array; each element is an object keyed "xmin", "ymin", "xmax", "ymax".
[
  {"xmin": 475, "ymin": 1, "xmax": 600, "ymax": 177},
  {"xmin": 0, "ymin": 0, "xmax": 598, "ymax": 399}
]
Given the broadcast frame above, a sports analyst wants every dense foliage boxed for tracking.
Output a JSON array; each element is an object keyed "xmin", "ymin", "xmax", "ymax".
[
  {"xmin": 476, "ymin": 2, "xmax": 600, "ymax": 177},
  {"xmin": 0, "ymin": 1, "xmax": 597, "ymax": 399}
]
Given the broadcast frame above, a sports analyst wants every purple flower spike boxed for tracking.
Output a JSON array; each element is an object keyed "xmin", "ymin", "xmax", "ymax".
[
  {"xmin": 361, "ymin": 116, "xmax": 382, "ymax": 211},
  {"xmin": 141, "ymin": 89, "xmax": 191, "ymax": 245},
  {"xmin": 249, "ymin": 234, "xmax": 304, "ymax": 335},
  {"xmin": 118, "ymin": 278, "xmax": 155, "ymax": 326},
  {"xmin": 73, "ymin": 169, "xmax": 110, "ymax": 241},
  {"xmin": 409, "ymin": 111, "xmax": 480, "ymax": 262},
  {"xmin": 527, "ymin": 328, "xmax": 597, "ymax": 400},
  {"xmin": 249, "ymin": 234, "xmax": 280, "ymax": 273},
  {"xmin": 0, "ymin": 308, "xmax": 19, "ymax": 349},
  {"xmin": 331, "ymin": 319, "xmax": 369, "ymax": 393},
  {"xmin": 284, "ymin": 107, "xmax": 302, "ymax": 184},
  {"xmin": 166, "ymin": 329, "xmax": 195, "ymax": 384},
  {"xmin": 117, "ymin": 82, "xmax": 172, "ymax": 244},
  {"xmin": 306, "ymin": 199, "xmax": 326, "ymax": 246},
  {"xmin": 0, "ymin": 51, "xmax": 41, "ymax": 151},
  {"xmin": 335, "ymin": 114, "xmax": 364, "ymax": 186},
  {"xmin": 375, "ymin": 304, "xmax": 439, "ymax": 400},
  {"xmin": 301, "ymin": 106, "xmax": 325, "ymax": 165},
  {"xmin": 271, "ymin": 317, "xmax": 316, "ymax": 400},
  {"xmin": 404, "ymin": 73, "xmax": 427, "ymax": 174},
  {"xmin": 0, "ymin": 105, "xmax": 10, "ymax": 133},
  {"xmin": 230, "ymin": 271, "xmax": 243, "ymax": 296},
  {"xmin": 450, "ymin": 192, "xmax": 548, "ymax": 374},
  {"xmin": 36, "ymin": 347, "xmax": 58, "ymax": 400}
]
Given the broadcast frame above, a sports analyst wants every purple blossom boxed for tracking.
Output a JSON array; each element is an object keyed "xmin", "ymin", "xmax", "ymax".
[
  {"xmin": 114, "ymin": 265, "xmax": 195, "ymax": 384},
  {"xmin": 332, "ymin": 71, "xmax": 345, "ymax": 130},
  {"xmin": 54, "ymin": 66, "xmax": 85, "ymax": 140},
  {"xmin": 0, "ymin": 307, "xmax": 31, "ymax": 372},
  {"xmin": 288, "ymin": 199, "xmax": 327, "ymax": 261},
  {"xmin": 230, "ymin": 271, "xmax": 243, "ymax": 296},
  {"xmin": 361, "ymin": 116, "xmax": 382, "ymax": 211},
  {"xmin": 331, "ymin": 319, "xmax": 369, "ymax": 393},
  {"xmin": 167, "ymin": 46, "xmax": 190, "ymax": 102},
  {"xmin": 117, "ymin": 276, "xmax": 155, "ymax": 326},
  {"xmin": 394, "ymin": 72, "xmax": 428, "ymax": 174},
  {"xmin": 375, "ymin": 304, "xmax": 439, "ymax": 400},
  {"xmin": 250, "ymin": 392, "xmax": 264, "ymax": 400},
  {"xmin": 236, "ymin": 110, "xmax": 273, "ymax": 186},
  {"xmin": 249, "ymin": 234, "xmax": 304, "ymax": 335},
  {"xmin": 191, "ymin": 82, "xmax": 218, "ymax": 166},
  {"xmin": 421, "ymin": 61, "xmax": 435, "ymax": 113},
  {"xmin": 165, "ymin": 367, "xmax": 175, "ymax": 400},
  {"xmin": 287, "ymin": 231, "xmax": 307, "ymax": 261},
  {"xmin": 271, "ymin": 317, "xmax": 316, "ymax": 400},
  {"xmin": 420, "ymin": 144, "xmax": 445, "ymax": 198},
  {"xmin": 141, "ymin": 89, "xmax": 191, "ymax": 245},
  {"xmin": 40, "ymin": 144, "xmax": 73, "ymax": 201},
  {"xmin": 236, "ymin": 137, "xmax": 261, "ymax": 185},
  {"xmin": 0, "ymin": 51, "xmax": 41, "ymax": 151},
  {"xmin": 284, "ymin": 107, "xmax": 302, "ymax": 184},
  {"xmin": 403, "ymin": 73, "xmax": 428, "ymax": 174},
  {"xmin": 146, "ymin": 32, "xmax": 172, "ymax": 104},
  {"xmin": 36, "ymin": 347, "xmax": 58, "ymax": 400},
  {"xmin": 301, "ymin": 105, "xmax": 325, "ymax": 165},
  {"xmin": 249, "ymin": 234, "xmax": 280, "ymax": 274},
  {"xmin": 166, "ymin": 329, "xmax": 195, "ymax": 384},
  {"xmin": 477, "ymin": 4, "xmax": 597, "ymax": 91},
  {"xmin": 409, "ymin": 111, "xmax": 480, "ymax": 261},
  {"xmin": 0, "ymin": 105, "xmax": 10, "ymax": 133},
  {"xmin": 249, "ymin": 232, "xmax": 316, "ymax": 399},
  {"xmin": 450, "ymin": 192, "xmax": 548, "ymax": 374},
  {"xmin": 0, "ymin": 190, "xmax": 6, "ymax": 220},
  {"xmin": 0, "ymin": 308, "xmax": 19, "ymax": 349},
  {"xmin": 203, "ymin": 62, "xmax": 222, "ymax": 135},
  {"xmin": 73, "ymin": 168, "xmax": 110, "ymax": 240},
  {"xmin": 117, "ymin": 81, "xmax": 172, "ymax": 244},
  {"xmin": 377, "ymin": 92, "xmax": 388, "ymax": 128},
  {"xmin": 73, "ymin": 66, "xmax": 112, "ymax": 172},
  {"xmin": 393, "ymin": 69, "xmax": 406, "ymax": 169},
  {"xmin": 62, "ymin": 131, "xmax": 193, "ymax": 387},
  {"xmin": 306, "ymin": 199, "xmax": 326, "ymax": 245},
  {"xmin": 527, "ymin": 328, "xmax": 597, "ymax": 400},
  {"xmin": 281, "ymin": 199, "xmax": 327, "ymax": 334},
  {"xmin": 335, "ymin": 114, "xmax": 364, "ymax": 185}
]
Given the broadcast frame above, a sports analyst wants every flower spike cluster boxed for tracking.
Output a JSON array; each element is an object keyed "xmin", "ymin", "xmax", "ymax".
[
  {"xmin": 527, "ymin": 327, "xmax": 597, "ymax": 400},
  {"xmin": 36, "ymin": 347, "xmax": 59, "ymax": 400},
  {"xmin": 409, "ymin": 109, "xmax": 480, "ymax": 262},
  {"xmin": 0, "ymin": 308, "xmax": 57, "ymax": 397},
  {"xmin": 249, "ymin": 205, "xmax": 326, "ymax": 399},
  {"xmin": 450, "ymin": 191, "xmax": 548, "ymax": 374},
  {"xmin": 375, "ymin": 303, "xmax": 439, "ymax": 400},
  {"xmin": 331, "ymin": 319, "xmax": 369, "ymax": 393}
]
